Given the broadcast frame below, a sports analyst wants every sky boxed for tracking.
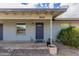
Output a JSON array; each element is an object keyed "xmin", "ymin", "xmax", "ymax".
[
  {"xmin": 21, "ymin": 3, "xmax": 61, "ymax": 8},
  {"xmin": 0, "ymin": 0, "xmax": 53, "ymax": 3},
  {"xmin": 0, "ymin": 0, "xmax": 78, "ymax": 3},
  {"xmin": 0, "ymin": 3, "xmax": 68, "ymax": 9}
]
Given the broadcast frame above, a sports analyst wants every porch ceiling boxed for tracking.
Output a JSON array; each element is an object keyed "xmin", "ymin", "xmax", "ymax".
[{"xmin": 0, "ymin": 8, "xmax": 67, "ymax": 20}]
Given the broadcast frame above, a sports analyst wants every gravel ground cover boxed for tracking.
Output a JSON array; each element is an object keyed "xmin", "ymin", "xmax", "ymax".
[{"xmin": 56, "ymin": 43, "xmax": 79, "ymax": 56}]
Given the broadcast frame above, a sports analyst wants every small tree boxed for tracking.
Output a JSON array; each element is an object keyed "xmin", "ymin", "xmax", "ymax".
[{"xmin": 57, "ymin": 26, "xmax": 79, "ymax": 48}]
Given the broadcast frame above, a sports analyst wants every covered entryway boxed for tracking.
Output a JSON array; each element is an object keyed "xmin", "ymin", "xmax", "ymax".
[
  {"xmin": 36, "ymin": 23, "xmax": 44, "ymax": 42},
  {"xmin": 0, "ymin": 8, "xmax": 66, "ymax": 42}
]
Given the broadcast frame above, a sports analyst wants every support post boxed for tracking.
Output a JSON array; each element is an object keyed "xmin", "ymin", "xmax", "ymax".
[{"xmin": 50, "ymin": 18, "xmax": 53, "ymax": 45}]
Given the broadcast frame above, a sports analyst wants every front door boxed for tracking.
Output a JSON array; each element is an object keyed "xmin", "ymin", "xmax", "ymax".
[
  {"xmin": 0, "ymin": 24, "xmax": 3, "ymax": 40},
  {"xmin": 36, "ymin": 23, "xmax": 44, "ymax": 42}
]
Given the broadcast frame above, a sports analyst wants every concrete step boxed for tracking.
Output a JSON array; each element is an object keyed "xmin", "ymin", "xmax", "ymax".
[
  {"xmin": 0, "ymin": 42, "xmax": 47, "ymax": 49},
  {"xmin": 0, "ymin": 49, "xmax": 50, "ymax": 56}
]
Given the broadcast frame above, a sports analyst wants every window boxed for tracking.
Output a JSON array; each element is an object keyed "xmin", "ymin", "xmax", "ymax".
[{"xmin": 16, "ymin": 23, "xmax": 26, "ymax": 34}]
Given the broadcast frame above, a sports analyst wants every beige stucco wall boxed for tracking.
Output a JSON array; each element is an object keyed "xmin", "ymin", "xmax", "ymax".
[
  {"xmin": 52, "ymin": 22, "xmax": 61, "ymax": 41},
  {"xmin": 1, "ymin": 20, "xmax": 50, "ymax": 42},
  {"xmin": 1, "ymin": 20, "xmax": 79, "ymax": 42},
  {"xmin": 52, "ymin": 21, "xmax": 79, "ymax": 41}
]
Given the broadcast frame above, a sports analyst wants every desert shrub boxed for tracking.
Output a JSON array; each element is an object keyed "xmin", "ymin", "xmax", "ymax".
[{"xmin": 57, "ymin": 26, "xmax": 79, "ymax": 48}]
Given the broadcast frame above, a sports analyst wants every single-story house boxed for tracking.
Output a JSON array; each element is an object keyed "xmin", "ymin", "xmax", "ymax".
[{"xmin": 0, "ymin": 3, "xmax": 69, "ymax": 42}]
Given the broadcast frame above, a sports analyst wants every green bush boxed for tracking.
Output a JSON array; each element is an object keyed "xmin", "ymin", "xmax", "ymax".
[{"xmin": 57, "ymin": 26, "xmax": 79, "ymax": 48}]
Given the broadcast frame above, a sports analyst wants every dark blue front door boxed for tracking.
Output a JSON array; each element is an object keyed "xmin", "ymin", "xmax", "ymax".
[
  {"xmin": 0, "ymin": 24, "xmax": 3, "ymax": 40},
  {"xmin": 36, "ymin": 23, "xmax": 44, "ymax": 42}
]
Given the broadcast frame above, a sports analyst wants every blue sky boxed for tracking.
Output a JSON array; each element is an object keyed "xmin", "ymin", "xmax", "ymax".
[{"xmin": 21, "ymin": 3, "xmax": 61, "ymax": 8}]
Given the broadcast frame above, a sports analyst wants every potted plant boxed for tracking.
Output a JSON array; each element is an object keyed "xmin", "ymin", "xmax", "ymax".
[{"xmin": 46, "ymin": 38, "xmax": 51, "ymax": 47}]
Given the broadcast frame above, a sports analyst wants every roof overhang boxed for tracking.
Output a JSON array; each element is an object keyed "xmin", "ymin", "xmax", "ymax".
[
  {"xmin": 55, "ymin": 4, "xmax": 79, "ymax": 21},
  {"xmin": 55, "ymin": 18, "xmax": 79, "ymax": 21},
  {"xmin": 0, "ymin": 8, "xmax": 67, "ymax": 20},
  {"xmin": 0, "ymin": 8, "xmax": 67, "ymax": 12}
]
